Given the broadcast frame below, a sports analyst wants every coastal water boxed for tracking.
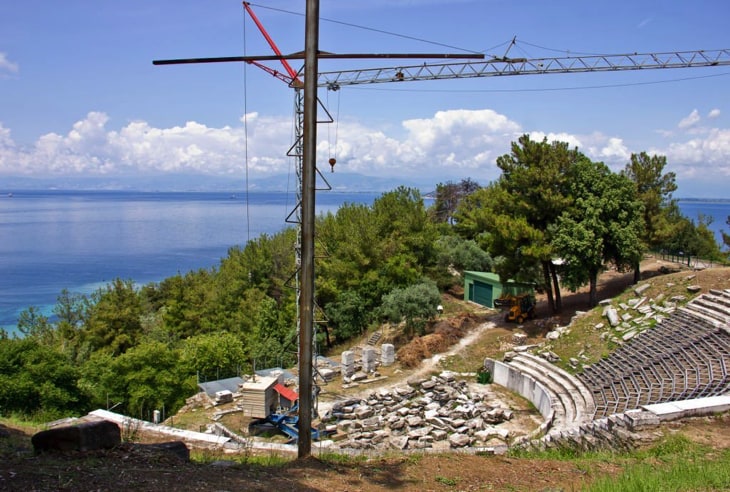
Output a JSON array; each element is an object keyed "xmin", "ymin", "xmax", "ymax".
[
  {"xmin": 676, "ymin": 200, "xmax": 729, "ymax": 241},
  {"xmin": 0, "ymin": 191, "xmax": 728, "ymax": 335},
  {"xmin": 0, "ymin": 190, "xmax": 378, "ymax": 334}
]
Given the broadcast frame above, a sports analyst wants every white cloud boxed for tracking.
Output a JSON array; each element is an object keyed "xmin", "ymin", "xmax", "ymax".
[
  {"xmin": 0, "ymin": 52, "xmax": 19, "ymax": 75},
  {"xmin": 0, "ymin": 108, "xmax": 525, "ymax": 184},
  {"xmin": 708, "ymin": 108, "xmax": 721, "ymax": 119},
  {"xmin": 1, "ymin": 108, "xmax": 728, "ymax": 195},
  {"xmin": 678, "ymin": 109, "xmax": 701, "ymax": 129},
  {"xmin": 315, "ymin": 109, "xmax": 523, "ymax": 181},
  {"xmin": 595, "ymin": 137, "xmax": 631, "ymax": 165},
  {"xmin": 0, "ymin": 111, "xmax": 292, "ymax": 177},
  {"xmin": 528, "ymin": 131, "xmax": 582, "ymax": 149},
  {"xmin": 661, "ymin": 128, "xmax": 730, "ymax": 179}
]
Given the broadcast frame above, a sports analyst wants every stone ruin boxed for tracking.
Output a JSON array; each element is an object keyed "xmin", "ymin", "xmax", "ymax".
[
  {"xmin": 595, "ymin": 278, "xmax": 689, "ymax": 346},
  {"xmin": 341, "ymin": 343, "xmax": 396, "ymax": 384},
  {"xmin": 509, "ymin": 275, "xmax": 701, "ymax": 370},
  {"xmin": 498, "ymin": 281, "xmax": 730, "ymax": 453},
  {"xmin": 323, "ymin": 371, "xmax": 515, "ymax": 452}
]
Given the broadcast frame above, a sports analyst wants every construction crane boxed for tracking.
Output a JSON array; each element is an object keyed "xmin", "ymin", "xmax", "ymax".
[
  {"xmin": 154, "ymin": 1, "xmax": 730, "ymax": 458},
  {"xmin": 154, "ymin": 1, "xmax": 483, "ymax": 458},
  {"xmin": 318, "ymin": 48, "xmax": 730, "ymax": 88}
]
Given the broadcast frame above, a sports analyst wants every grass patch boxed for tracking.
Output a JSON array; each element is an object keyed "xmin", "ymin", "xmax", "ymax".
[
  {"xmin": 538, "ymin": 266, "xmax": 721, "ymax": 374},
  {"xmin": 435, "ymin": 475, "xmax": 459, "ymax": 486},
  {"xmin": 190, "ymin": 448, "xmax": 292, "ymax": 467},
  {"xmin": 511, "ymin": 432, "xmax": 730, "ymax": 492},
  {"xmin": 317, "ymin": 451, "xmax": 369, "ymax": 466},
  {"xmin": 586, "ymin": 446, "xmax": 730, "ymax": 492},
  {"xmin": 164, "ymin": 407, "xmax": 209, "ymax": 431}
]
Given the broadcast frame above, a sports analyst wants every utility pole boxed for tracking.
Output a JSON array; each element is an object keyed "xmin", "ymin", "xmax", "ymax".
[{"xmin": 298, "ymin": 0, "xmax": 319, "ymax": 459}]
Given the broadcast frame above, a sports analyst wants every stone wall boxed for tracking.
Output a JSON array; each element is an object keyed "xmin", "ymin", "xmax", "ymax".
[{"xmin": 487, "ymin": 358, "xmax": 554, "ymax": 424}]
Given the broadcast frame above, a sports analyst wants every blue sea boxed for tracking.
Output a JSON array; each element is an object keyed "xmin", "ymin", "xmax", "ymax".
[
  {"xmin": 0, "ymin": 190, "xmax": 379, "ymax": 335},
  {"xmin": 0, "ymin": 191, "xmax": 728, "ymax": 336}
]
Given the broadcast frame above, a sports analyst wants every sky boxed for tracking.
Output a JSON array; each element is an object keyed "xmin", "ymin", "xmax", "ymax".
[{"xmin": 1, "ymin": 0, "xmax": 729, "ymax": 197}]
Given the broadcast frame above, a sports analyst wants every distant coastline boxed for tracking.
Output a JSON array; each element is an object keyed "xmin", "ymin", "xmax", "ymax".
[{"xmin": 677, "ymin": 197, "xmax": 730, "ymax": 203}]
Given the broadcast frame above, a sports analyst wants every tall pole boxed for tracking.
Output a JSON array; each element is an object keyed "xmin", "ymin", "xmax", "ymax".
[{"xmin": 298, "ymin": 0, "xmax": 319, "ymax": 459}]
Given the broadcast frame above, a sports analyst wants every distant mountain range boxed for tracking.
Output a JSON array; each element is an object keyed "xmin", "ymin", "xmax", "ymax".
[
  {"xmin": 0, "ymin": 172, "xmax": 441, "ymax": 194},
  {"xmin": 4, "ymin": 174, "xmax": 724, "ymax": 201}
]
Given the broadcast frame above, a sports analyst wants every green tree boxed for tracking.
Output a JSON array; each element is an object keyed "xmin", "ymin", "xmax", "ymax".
[
  {"xmin": 456, "ymin": 136, "xmax": 583, "ymax": 312},
  {"xmin": 325, "ymin": 290, "xmax": 369, "ymax": 344},
  {"xmin": 83, "ymin": 279, "xmax": 144, "ymax": 355},
  {"xmin": 662, "ymin": 209, "xmax": 724, "ymax": 266},
  {"xmin": 379, "ymin": 280, "xmax": 441, "ymax": 337},
  {"xmin": 54, "ymin": 288, "xmax": 89, "ymax": 328},
  {"xmin": 107, "ymin": 341, "xmax": 194, "ymax": 418},
  {"xmin": 53, "ymin": 289, "xmax": 90, "ymax": 360},
  {"xmin": 431, "ymin": 178, "xmax": 481, "ymax": 224},
  {"xmin": 248, "ymin": 295, "xmax": 297, "ymax": 370},
  {"xmin": 454, "ymin": 183, "xmax": 545, "ymax": 287},
  {"xmin": 621, "ymin": 152, "xmax": 677, "ymax": 282},
  {"xmin": 16, "ymin": 306, "xmax": 53, "ymax": 344},
  {"xmin": 372, "ymin": 186, "xmax": 438, "ymax": 285},
  {"xmin": 434, "ymin": 235, "xmax": 493, "ymax": 273},
  {"xmin": 551, "ymin": 160, "xmax": 644, "ymax": 307},
  {"xmin": 318, "ymin": 187, "xmax": 438, "ymax": 321},
  {"xmin": 157, "ymin": 269, "xmax": 216, "ymax": 339},
  {"xmin": 493, "ymin": 135, "xmax": 586, "ymax": 313},
  {"xmin": 0, "ymin": 338, "xmax": 89, "ymax": 419},
  {"xmin": 181, "ymin": 332, "xmax": 246, "ymax": 381},
  {"xmin": 317, "ymin": 202, "xmax": 381, "ymax": 309},
  {"xmin": 693, "ymin": 214, "xmax": 724, "ymax": 262}
]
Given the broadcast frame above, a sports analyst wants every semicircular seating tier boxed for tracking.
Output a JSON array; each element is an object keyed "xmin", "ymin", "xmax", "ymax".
[{"xmin": 578, "ymin": 289, "xmax": 730, "ymax": 419}]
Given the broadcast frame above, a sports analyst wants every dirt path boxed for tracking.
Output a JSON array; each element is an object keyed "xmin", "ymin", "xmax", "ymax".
[{"xmin": 407, "ymin": 319, "xmax": 497, "ymax": 377}]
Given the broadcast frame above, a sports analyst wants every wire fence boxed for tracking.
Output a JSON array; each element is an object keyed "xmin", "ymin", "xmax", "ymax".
[{"xmin": 658, "ymin": 252, "xmax": 727, "ymax": 270}]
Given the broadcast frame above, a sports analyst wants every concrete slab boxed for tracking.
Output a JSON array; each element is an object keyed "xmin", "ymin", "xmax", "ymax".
[
  {"xmin": 642, "ymin": 395, "xmax": 730, "ymax": 421},
  {"xmin": 89, "ymin": 409, "xmax": 230, "ymax": 445}
]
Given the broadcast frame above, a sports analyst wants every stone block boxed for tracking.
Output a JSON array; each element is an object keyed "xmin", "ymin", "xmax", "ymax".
[
  {"xmin": 512, "ymin": 332, "xmax": 528, "ymax": 345},
  {"xmin": 32, "ymin": 420, "xmax": 121, "ymax": 453},
  {"xmin": 341, "ymin": 350, "xmax": 355, "ymax": 365},
  {"xmin": 448, "ymin": 433, "xmax": 471, "ymax": 447},
  {"xmin": 381, "ymin": 343, "xmax": 395, "ymax": 367},
  {"xmin": 605, "ymin": 306, "xmax": 620, "ymax": 327},
  {"xmin": 634, "ymin": 283, "xmax": 651, "ymax": 296},
  {"xmin": 362, "ymin": 347, "xmax": 377, "ymax": 372}
]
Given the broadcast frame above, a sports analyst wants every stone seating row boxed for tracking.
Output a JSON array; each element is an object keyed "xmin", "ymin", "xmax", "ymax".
[
  {"xmin": 578, "ymin": 291, "xmax": 730, "ymax": 418},
  {"xmin": 683, "ymin": 289, "xmax": 730, "ymax": 324},
  {"xmin": 506, "ymin": 353, "xmax": 595, "ymax": 430}
]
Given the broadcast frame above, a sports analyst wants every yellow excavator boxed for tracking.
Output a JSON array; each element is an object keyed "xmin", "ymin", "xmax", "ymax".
[{"xmin": 494, "ymin": 293, "xmax": 536, "ymax": 324}]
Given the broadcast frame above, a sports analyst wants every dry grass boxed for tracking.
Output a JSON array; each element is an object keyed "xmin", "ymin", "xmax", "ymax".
[{"xmin": 396, "ymin": 314, "xmax": 482, "ymax": 368}]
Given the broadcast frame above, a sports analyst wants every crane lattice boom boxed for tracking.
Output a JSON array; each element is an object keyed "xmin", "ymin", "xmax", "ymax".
[{"xmin": 318, "ymin": 49, "xmax": 730, "ymax": 89}]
